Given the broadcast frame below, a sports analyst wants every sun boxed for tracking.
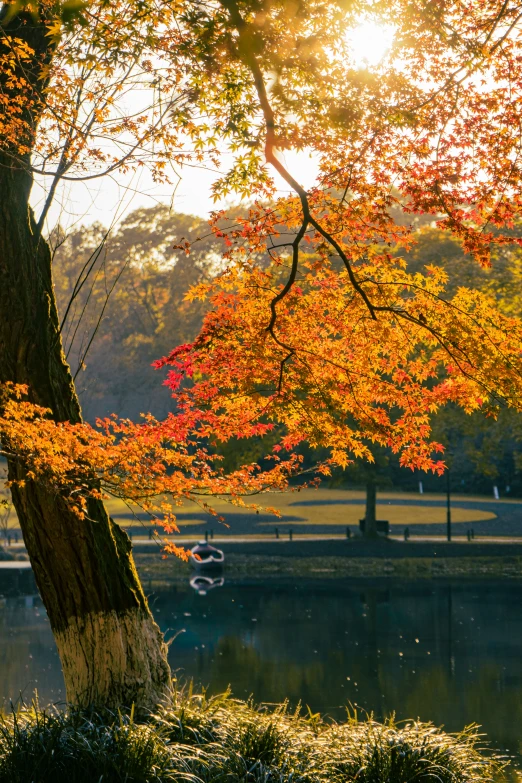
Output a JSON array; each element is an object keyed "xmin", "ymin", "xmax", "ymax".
[{"xmin": 346, "ymin": 20, "xmax": 395, "ymax": 68}]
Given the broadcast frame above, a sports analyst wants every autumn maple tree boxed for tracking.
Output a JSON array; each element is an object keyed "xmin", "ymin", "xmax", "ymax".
[{"xmin": 2, "ymin": 0, "xmax": 522, "ymax": 709}]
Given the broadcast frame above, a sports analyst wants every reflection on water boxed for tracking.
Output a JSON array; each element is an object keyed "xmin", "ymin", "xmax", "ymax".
[
  {"xmin": 189, "ymin": 575, "xmax": 225, "ymax": 595},
  {"xmin": 1, "ymin": 571, "xmax": 522, "ymax": 766},
  {"xmin": 0, "ymin": 591, "xmax": 64, "ymax": 705}
]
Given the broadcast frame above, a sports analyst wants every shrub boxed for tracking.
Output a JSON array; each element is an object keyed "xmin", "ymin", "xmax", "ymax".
[{"xmin": 0, "ymin": 691, "xmax": 503, "ymax": 783}]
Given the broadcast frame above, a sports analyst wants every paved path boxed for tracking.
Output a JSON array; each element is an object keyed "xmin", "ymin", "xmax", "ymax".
[{"xmin": 5, "ymin": 533, "xmax": 522, "ymax": 562}]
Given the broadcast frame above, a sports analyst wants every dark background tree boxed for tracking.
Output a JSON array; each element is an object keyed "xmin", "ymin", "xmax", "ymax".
[{"xmin": 51, "ymin": 206, "xmax": 221, "ymax": 420}]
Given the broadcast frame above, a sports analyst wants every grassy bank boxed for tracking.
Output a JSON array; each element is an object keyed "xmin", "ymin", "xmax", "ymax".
[
  {"xmin": 0, "ymin": 691, "xmax": 503, "ymax": 783},
  {"xmin": 134, "ymin": 552, "xmax": 522, "ymax": 583}
]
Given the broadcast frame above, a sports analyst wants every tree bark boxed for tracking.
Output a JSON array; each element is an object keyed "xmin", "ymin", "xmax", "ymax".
[{"xmin": 0, "ymin": 9, "xmax": 171, "ymax": 709}]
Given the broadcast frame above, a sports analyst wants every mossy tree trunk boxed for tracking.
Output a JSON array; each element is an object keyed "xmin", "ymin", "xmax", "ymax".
[{"xmin": 0, "ymin": 8, "xmax": 171, "ymax": 709}]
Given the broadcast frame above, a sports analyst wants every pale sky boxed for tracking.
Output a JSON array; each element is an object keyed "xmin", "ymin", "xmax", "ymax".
[
  {"xmin": 30, "ymin": 20, "xmax": 394, "ymax": 231},
  {"xmin": 31, "ymin": 149, "xmax": 321, "ymax": 230}
]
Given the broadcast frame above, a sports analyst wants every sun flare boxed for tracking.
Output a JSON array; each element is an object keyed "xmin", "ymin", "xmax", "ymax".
[{"xmin": 346, "ymin": 20, "xmax": 395, "ymax": 67}]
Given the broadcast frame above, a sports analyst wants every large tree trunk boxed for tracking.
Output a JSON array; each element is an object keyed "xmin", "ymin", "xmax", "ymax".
[{"xmin": 0, "ymin": 10, "xmax": 171, "ymax": 709}]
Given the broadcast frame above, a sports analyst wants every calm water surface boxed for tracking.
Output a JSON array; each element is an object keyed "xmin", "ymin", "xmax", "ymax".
[{"xmin": 1, "ymin": 571, "xmax": 521, "ymax": 766}]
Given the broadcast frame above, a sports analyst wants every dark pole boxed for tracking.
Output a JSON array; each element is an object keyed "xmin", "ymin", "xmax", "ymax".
[
  {"xmin": 446, "ymin": 468, "xmax": 451, "ymax": 542},
  {"xmin": 447, "ymin": 585, "xmax": 453, "ymax": 678}
]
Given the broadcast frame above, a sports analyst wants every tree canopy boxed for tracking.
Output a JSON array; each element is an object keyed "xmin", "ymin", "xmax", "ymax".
[{"xmin": 3, "ymin": 0, "xmax": 522, "ymax": 539}]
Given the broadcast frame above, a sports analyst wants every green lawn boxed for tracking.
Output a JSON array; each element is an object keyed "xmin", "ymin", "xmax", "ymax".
[
  {"xmin": 104, "ymin": 488, "xmax": 498, "ymax": 528},
  {"xmin": 259, "ymin": 505, "xmax": 495, "ymax": 526},
  {"xmin": 0, "ymin": 486, "xmax": 508, "ymax": 531}
]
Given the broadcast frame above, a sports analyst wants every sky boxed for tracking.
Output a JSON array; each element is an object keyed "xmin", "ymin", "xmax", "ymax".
[{"xmin": 31, "ymin": 149, "xmax": 320, "ymax": 230}]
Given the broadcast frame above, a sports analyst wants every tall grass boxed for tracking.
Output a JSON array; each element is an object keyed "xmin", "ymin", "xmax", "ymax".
[{"xmin": 0, "ymin": 690, "xmax": 504, "ymax": 783}]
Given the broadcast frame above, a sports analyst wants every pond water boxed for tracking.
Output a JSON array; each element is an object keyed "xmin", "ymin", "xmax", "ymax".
[{"xmin": 1, "ymin": 570, "xmax": 521, "ymax": 767}]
